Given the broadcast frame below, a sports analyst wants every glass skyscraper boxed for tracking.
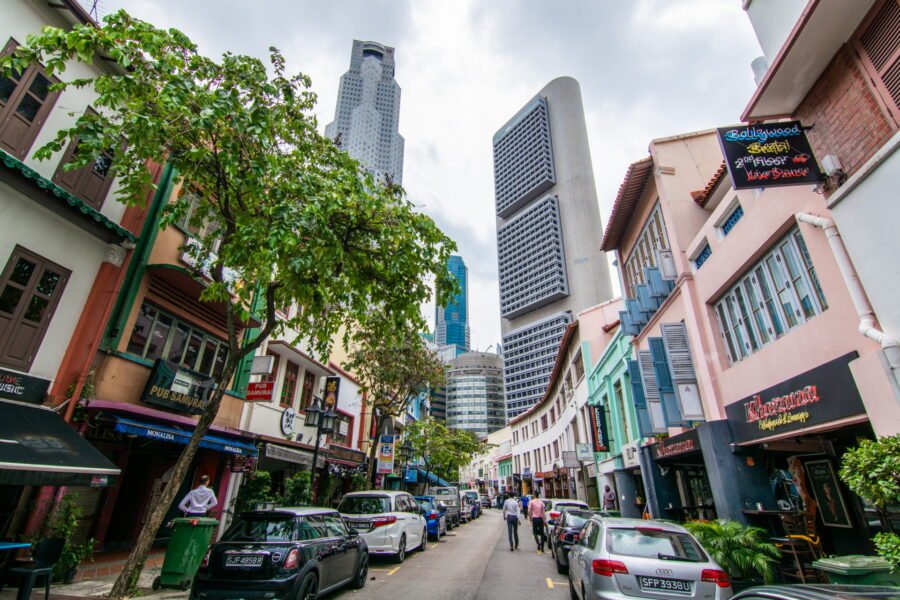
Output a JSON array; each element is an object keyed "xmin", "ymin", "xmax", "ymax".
[{"xmin": 435, "ymin": 255, "xmax": 470, "ymax": 352}]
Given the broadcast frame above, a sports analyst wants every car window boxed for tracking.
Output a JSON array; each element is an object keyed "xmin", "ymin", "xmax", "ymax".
[
  {"xmin": 586, "ymin": 522, "xmax": 601, "ymax": 548},
  {"xmin": 223, "ymin": 515, "xmax": 296, "ymax": 542},
  {"xmin": 416, "ymin": 499, "xmax": 434, "ymax": 512},
  {"xmin": 394, "ymin": 496, "xmax": 407, "ymax": 512},
  {"xmin": 323, "ymin": 514, "xmax": 348, "ymax": 537},
  {"xmin": 337, "ymin": 495, "xmax": 391, "ymax": 514},
  {"xmin": 562, "ymin": 510, "xmax": 594, "ymax": 528},
  {"xmin": 296, "ymin": 516, "xmax": 325, "ymax": 541},
  {"xmin": 579, "ymin": 522, "xmax": 594, "ymax": 546},
  {"xmin": 607, "ymin": 528, "xmax": 706, "ymax": 561}
]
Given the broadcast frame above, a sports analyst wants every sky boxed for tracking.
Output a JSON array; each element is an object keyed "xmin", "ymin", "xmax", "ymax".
[{"xmin": 86, "ymin": 0, "xmax": 763, "ymax": 352}]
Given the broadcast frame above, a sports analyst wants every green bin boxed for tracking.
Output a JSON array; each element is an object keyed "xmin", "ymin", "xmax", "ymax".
[
  {"xmin": 812, "ymin": 555, "xmax": 900, "ymax": 587},
  {"xmin": 153, "ymin": 517, "xmax": 219, "ymax": 591}
]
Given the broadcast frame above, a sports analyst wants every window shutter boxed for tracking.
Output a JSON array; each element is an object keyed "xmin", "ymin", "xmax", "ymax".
[
  {"xmin": 626, "ymin": 359, "xmax": 653, "ymax": 437},
  {"xmin": 637, "ymin": 350, "xmax": 667, "ymax": 433},
  {"xmin": 52, "ymin": 112, "xmax": 117, "ymax": 210},
  {"xmin": 649, "ymin": 337, "xmax": 687, "ymax": 427},
  {"xmin": 0, "ymin": 66, "xmax": 61, "ymax": 159},
  {"xmin": 661, "ymin": 322, "xmax": 705, "ymax": 421},
  {"xmin": 854, "ymin": 0, "xmax": 900, "ymax": 124}
]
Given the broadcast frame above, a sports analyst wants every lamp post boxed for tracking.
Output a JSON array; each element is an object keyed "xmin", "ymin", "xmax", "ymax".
[
  {"xmin": 305, "ymin": 397, "xmax": 336, "ymax": 503},
  {"xmin": 398, "ymin": 439, "xmax": 413, "ymax": 491}
]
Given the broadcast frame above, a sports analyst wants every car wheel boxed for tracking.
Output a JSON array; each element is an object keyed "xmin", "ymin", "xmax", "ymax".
[
  {"xmin": 393, "ymin": 535, "xmax": 406, "ymax": 564},
  {"xmin": 297, "ymin": 571, "xmax": 318, "ymax": 600},
  {"xmin": 419, "ymin": 529, "xmax": 428, "ymax": 551},
  {"xmin": 351, "ymin": 555, "xmax": 368, "ymax": 590}
]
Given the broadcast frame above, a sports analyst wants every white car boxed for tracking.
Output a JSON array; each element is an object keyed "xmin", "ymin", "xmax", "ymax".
[
  {"xmin": 338, "ymin": 491, "xmax": 428, "ymax": 563},
  {"xmin": 544, "ymin": 498, "xmax": 590, "ymax": 538}
]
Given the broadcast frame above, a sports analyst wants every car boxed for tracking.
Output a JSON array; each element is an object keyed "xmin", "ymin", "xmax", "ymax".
[
  {"xmin": 568, "ymin": 516, "xmax": 733, "ymax": 600},
  {"xmin": 191, "ymin": 507, "xmax": 368, "ymax": 600},
  {"xmin": 414, "ymin": 496, "xmax": 447, "ymax": 541},
  {"xmin": 731, "ymin": 585, "xmax": 900, "ymax": 600},
  {"xmin": 337, "ymin": 491, "xmax": 427, "ymax": 563},
  {"xmin": 549, "ymin": 508, "xmax": 602, "ymax": 574},
  {"xmin": 431, "ymin": 486, "xmax": 462, "ymax": 528},
  {"xmin": 544, "ymin": 498, "xmax": 590, "ymax": 539},
  {"xmin": 460, "ymin": 490, "xmax": 481, "ymax": 518},
  {"xmin": 480, "ymin": 495, "xmax": 491, "ymax": 508}
]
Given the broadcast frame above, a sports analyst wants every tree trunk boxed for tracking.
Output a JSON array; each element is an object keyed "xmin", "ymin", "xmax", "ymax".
[
  {"xmin": 423, "ymin": 462, "xmax": 431, "ymax": 495},
  {"xmin": 366, "ymin": 412, "xmax": 386, "ymax": 488},
  {"xmin": 108, "ymin": 364, "xmax": 235, "ymax": 599}
]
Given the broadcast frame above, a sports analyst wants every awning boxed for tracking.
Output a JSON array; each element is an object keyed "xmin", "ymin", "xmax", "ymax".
[
  {"xmin": 0, "ymin": 399, "xmax": 120, "ymax": 487},
  {"xmin": 113, "ymin": 417, "xmax": 258, "ymax": 457},
  {"xmin": 410, "ymin": 468, "xmax": 450, "ymax": 487}
]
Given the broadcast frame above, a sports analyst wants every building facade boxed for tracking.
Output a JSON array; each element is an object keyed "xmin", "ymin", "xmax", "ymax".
[
  {"xmin": 493, "ymin": 77, "xmax": 613, "ymax": 419},
  {"xmin": 446, "ymin": 351, "xmax": 506, "ymax": 438},
  {"xmin": 434, "ymin": 254, "xmax": 470, "ymax": 352},
  {"xmin": 324, "ymin": 40, "xmax": 404, "ymax": 185}
]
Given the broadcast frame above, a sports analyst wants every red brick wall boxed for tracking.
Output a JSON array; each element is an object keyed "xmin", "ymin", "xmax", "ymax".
[{"xmin": 795, "ymin": 45, "xmax": 897, "ymax": 179}]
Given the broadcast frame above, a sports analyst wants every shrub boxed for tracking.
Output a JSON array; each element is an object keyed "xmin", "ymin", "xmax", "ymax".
[{"xmin": 684, "ymin": 519, "xmax": 779, "ymax": 583}]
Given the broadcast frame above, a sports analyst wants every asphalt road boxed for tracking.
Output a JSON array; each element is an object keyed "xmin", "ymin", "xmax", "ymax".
[{"xmin": 329, "ymin": 508, "xmax": 572, "ymax": 600}]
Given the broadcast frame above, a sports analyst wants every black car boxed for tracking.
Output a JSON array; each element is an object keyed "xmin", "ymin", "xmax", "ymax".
[
  {"xmin": 732, "ymin": 585, "xmax": 900, "ymax": 600},
  {"xmin": 548, "ymin": 508, "xmax": 602, "ymax": 574},
  {"xmin": 192, "ymin": 507, "xmax": 368, "ymax": 600}
]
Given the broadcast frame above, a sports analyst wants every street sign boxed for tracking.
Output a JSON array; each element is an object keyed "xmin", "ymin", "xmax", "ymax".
[
  {"xmin": 562, "ymin": 451, "xmax": 580, "ymax": 468},
  {"xmin": 246, "ymin": 381, "xmax": 274, "ymax": 402},
  {"xmin": 575, "ymin": 443, "xmax": 593, "ymax": 461}
]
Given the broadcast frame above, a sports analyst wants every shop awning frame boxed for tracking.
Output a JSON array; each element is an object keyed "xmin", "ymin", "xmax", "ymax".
[{"xmin": 112, "ymin": 416, "xmax": 258, "ymax": 457}]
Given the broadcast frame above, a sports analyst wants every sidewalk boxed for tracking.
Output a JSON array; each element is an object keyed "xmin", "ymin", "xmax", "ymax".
[{"xmin": 0, "ymin": 566, "xmax": 188, "ymax": 600}]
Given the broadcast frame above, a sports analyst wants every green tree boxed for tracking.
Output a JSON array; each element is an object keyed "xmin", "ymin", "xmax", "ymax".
[
  {"xmin": 2, "ymin": 13, "xmax": 455, "ymax": 597},
  {"xmin": 438, "ymin": 428, "xmax": 487, "ymax": 484},
  {"xmin": 405, "ymin": 417, "xmax": 453, "ymax": 492},
  {"xmin": 282, "ymin": 471, "xmax": 312, "ymax": 507},
  {"xmin": 233, "ymin": 471, "xmax": 274, "ymax": 514}
]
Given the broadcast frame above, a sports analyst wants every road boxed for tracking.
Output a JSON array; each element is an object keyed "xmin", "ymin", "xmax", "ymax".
[{"xmin": 329, "ymin": 508, "xmax": 572, "ymax": 600}]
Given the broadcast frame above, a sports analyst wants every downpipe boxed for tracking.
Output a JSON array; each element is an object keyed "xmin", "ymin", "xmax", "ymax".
[{"xmin": 796, "ymin": 213, "xmax": 900, "ymax": 383}]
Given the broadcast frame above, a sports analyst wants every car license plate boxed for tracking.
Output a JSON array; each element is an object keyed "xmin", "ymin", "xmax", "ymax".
[
  {"xmin": 638, "ymin": 576, "xmax": 692, "ymax": 594},
  {"xmin": 225, "ymin": 554, "xmax": 264, "ymax": 567}
]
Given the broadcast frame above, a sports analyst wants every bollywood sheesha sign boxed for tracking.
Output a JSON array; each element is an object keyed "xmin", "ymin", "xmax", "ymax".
[{"xmin": 717, "ymin": 121, "xmax": 824, "ymax": 190}]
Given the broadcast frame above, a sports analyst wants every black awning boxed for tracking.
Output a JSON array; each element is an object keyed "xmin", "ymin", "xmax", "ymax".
[{"xmin": 0, "ymin": 399, "xmax": 120, "ymax": 487}]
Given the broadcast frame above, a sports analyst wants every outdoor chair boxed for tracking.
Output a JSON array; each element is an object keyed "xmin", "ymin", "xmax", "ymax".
[
  {"xmin": 772, "ymin": 514, "xmax": 827, "ymax": 583},
  {"xmin": 0, "ymin": 537, "xmax": 65, "ymax": 600}
]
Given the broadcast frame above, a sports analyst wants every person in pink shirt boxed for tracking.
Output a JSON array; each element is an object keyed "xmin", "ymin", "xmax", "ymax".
[{"xmin": 527, "ymin": 497, "xmax": 546, "ymax": 553}]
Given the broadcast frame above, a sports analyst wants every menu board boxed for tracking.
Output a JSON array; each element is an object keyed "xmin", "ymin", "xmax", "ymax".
[{"xmin": 717, "ymin": 121, "xmax": 824, "ymax": 190}]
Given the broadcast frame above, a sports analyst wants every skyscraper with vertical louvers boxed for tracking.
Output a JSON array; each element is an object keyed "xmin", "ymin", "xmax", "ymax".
[
  {"xmin": 325, "ymin": 40, "xmax": 404, "ymax": 185},
  {"xmin": 435, "ymin": 255, "xmax": 470, "ymax": 353},
  {"xmin": 494, "ymin": 77, "xmax": 613, "ymax": 419}
]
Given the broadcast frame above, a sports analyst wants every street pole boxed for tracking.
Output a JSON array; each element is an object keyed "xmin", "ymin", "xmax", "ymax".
[{"xmin": 310, "ymin": 419, "xmax": 323, "ymax": 503}]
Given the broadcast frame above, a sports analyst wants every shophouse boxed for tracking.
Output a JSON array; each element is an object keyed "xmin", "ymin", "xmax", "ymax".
[
  {"xmin": 603, "ymin": 126, "xmax": 897, "ymax": 555},
  {"xmin": 0, "ymin": 0, "xmax": 148, "ymax": 540},
  {"xmin": 490, "ymin": 428, "xmax": 513, "ymax": 499}
]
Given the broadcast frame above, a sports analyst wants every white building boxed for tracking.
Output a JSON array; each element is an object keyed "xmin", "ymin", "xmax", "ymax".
[{"xmin": 324, "ymin": 40, "xmax": 404, "ymax": 185}]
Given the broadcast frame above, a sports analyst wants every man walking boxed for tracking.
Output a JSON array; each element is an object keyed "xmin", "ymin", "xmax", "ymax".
[
  {"xmin": 502, "ymin": 495, "xmax": 520, "ymax": 551},
  {"xmin": 527, "ymin": 496, "xmax": 546, "ymax": 553},
  {"xmin": 178, "ymin": 474, "xmax": 218, "ymax": 516}
]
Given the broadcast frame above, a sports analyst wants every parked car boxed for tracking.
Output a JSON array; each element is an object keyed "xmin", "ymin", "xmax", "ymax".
[
  {"xmin": 337, "ymin": 491, "xmax": 427, "ymax": 563},
  {"xmin": 192, "ymin": 507, "xmax": 368, "ymax": 600},
  {"xmin": 461, "ymin": 490, "xmax": 481, "ymax": 519},
  {"xmin": 548, "ymin": 509, "xmax": 601, "ymax": 574},
  {"xmin": 568, "ymin": 517, "xmax": 733, "ymax": 600},
  {"xmin": 544, "ymin": 498, "xmax": 589, "ymax": 539},
  {"xmin": 731, "ymin": 585, "xmax": 900, "ymax": 600},
  {"xmin": 480, "ymin": 495, "xmax": 491, "ymax": 508},
  {"xmin": 432, "ymin": 486, "xmax": 461, "ymax": 528},
  {"xmin": 414, "ymin": 496, "xmax": 447, "ymax": 541}
]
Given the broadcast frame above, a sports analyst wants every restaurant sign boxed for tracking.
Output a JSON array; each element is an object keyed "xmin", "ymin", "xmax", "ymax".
[
  {"xmin": 328, "ymin": 445, "xmax": 367, "ymax": 465},
  {"xmin": 652, "ymin": 428, "xmax": 701, "ymax": 461},
  {"xmin": 589, "ymin": 404, "xmax": 610, "ymax": 452},
  {"xmin": 717, "ymin": 121, "xmax": 824, "ymax": 190},
  {"xmin": 0, "ymin": 368, "xmax": 50, "ymax": 404},
  {"xmin": 726, "ymin": 352, "xmax": 864, "ymax": 444},
  {"xmin": 141, "ymin": 360, "xmax": 213, "ymax": 415}
]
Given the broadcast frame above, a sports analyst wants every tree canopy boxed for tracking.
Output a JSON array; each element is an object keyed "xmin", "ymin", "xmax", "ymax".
[{"xmin": 405, "ymin": 417, "xmax": 486, "ymax": 484}]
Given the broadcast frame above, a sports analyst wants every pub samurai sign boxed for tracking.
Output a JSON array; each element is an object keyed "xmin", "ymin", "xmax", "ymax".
[{"xmin": 717, "ymin": 121, "xmax": 824, "ymax": 190}]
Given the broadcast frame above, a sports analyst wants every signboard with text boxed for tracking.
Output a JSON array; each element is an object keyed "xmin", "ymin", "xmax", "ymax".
[
  {"xmin": 141, "ymin": 360, "xmax": 213, "ymax": 415},
  {"xmin": 246, "ymin": 382, "xmax": 274, "ymax": 402},
  {"xmin": 323, "ymin": 376, "xmax": 341, "ymax": 408},
  {"xmin": 652, "ymin": 428, "xmax": 701, "ymax": 461},
  {"xmin": 589, "ymin": 404, "xmax": 610, "ymax": 452},
  {"xmin": 376, "ymin": 435, "xmax": 396, "ymax": 474},
  {"xmin": 717, "ymin": 121, "xmax": 824, "ymax": 190},
  {"xmin": 0, "ymin": 368, "xmax": 50, "ymax": 404}
]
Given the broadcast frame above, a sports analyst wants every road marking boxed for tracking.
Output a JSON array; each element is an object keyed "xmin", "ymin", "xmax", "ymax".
[
  {"xmin": 387, "ymin": 566, "xmax": 401, "ymax": 576},
  {"xmin": 546, "ymin": 578, "xmax": 568, "ymax": 589}
]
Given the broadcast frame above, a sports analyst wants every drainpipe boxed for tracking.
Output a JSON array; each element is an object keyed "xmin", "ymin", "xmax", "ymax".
[{"xmin": 796, "ymin": 212, "xmax": 900, "ymax": 387}]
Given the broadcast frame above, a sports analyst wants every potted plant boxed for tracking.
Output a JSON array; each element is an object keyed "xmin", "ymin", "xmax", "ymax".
[{"xmin": 684, "ymin": 519, "xmax": 780, "ymax": 590}]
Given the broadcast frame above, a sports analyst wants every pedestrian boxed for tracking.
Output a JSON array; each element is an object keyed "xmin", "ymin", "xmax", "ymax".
[
  {"xmin": 527, "ymin": 496, "xmax": 546, "ymax": 553},
  {"xmin": 178, "ymin": 474, "xmax": 217, "ymax": 516},
  {"xmin": 603, "ymin": 485, "xmax": 617, "ymax": 511},
  {"xmin": 502, "ymin": 495, "xmax": 520, "ymax": 551},
  {"xmin": 521, "ymin": 494, "xmax": 530, "ymax": 514}
]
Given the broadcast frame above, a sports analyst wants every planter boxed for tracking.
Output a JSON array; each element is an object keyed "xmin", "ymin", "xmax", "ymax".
[{"xmin": 62, "ymin": 567, "xmax": 77, "ymax": 584}]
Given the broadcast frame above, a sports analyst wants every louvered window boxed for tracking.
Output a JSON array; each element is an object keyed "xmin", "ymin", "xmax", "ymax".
[
  {"xmin": 660, "ymin": 322, "xmax": 705, "ymax": 421},
  {"xmin": 649, "ymin": 338, "xmax": 687, "ymax": 427},
  {"xmin": 51, "ymin": 109, "xmax": 116, "ymax": 209},
  {"xmin": 853, "ymin": 0, "xmax": 900, "ymax": 125},
  {"xmin": 626, "ymin": 359, "xmax": 654, "ymax": 438},
  {"xmin": 693, "ymin": 243, "xmax": 712, "ymax": 270},
  {"xmin": 720, "ymin": 204, "xmax": 744, "ymax": 236},
  {"xmin": 0, "ymin": 38, "xmax": 61, "ymax": 159},
  {"xmin": 637, "ymin": 350, "xmax": 667, "ymax": 433}
]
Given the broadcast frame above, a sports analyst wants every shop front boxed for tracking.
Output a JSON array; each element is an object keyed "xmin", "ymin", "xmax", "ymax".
[
  {"xmin": 642, "ymin": 428, "xmax": 717, "ymax": 521},
  {"xmin": 256, "ymin": 438, "xmax": 324, "ymax": 498},
  {"xmin": 535, "ymin": 466, "xmax": 570, "ymax": 499},
  {"xmin": 323, "ymin": 445, "xmax": 367, "ymax": 507}
]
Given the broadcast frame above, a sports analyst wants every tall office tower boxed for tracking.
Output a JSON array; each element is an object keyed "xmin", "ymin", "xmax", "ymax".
[
  {"xmin": 494, "ymin": 77, "xmax": 612, "ymax": 419},
  {"xmin": 446, "ymin": 352, "xmax": 506, "ymax": 437},
  {"xmin": 434, "ymin": 255, "xmax": 470, "ymax": 353},
  {"xmin": 324, "ymin": 40, "xmax": 404, "ymax": 184}
]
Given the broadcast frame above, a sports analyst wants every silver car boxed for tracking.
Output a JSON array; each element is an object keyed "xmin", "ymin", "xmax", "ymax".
[{"xmin": 568, "ymin": 517, "xmax": 733, "ymax": 600}]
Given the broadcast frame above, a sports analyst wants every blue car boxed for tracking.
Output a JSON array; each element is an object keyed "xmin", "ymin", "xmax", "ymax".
[{"xmin": 415, "ymin": 496, "xmax": 447, "ymax": 541}]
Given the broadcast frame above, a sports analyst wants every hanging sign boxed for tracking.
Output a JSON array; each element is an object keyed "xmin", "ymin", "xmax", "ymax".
[
  {"xmin": 376, "ymin": 434, "xmax": 395, "ymax": 474},
  {"xmin": 589, "ymin": 404, "xmax": 610, "ymax": 452},
  {"xmin": 562, "ymin": 451, "xmax": 581, "ymax": 469},
  {"xmin": 652, "ymin": 428, "xmax": 701, "ymax": 461},
  {"xmin": 0, "ymin": 368, "xmax": 50, "ymax": 404},
  {"xmin": 141, "ymin": 360, "xmax": 213, "ymax": 415},
  {"xmin": 717, "ymin": 121, "xmax": 824, "ymax": 190},
  {"xmin": 323, "ymin": 376, "xmax": 341, "ymax": 408},
  {"xmin": 575, "ymin": 443, "xmax": 593, "ymax": 461},
  {"xmin": 280, "ymin": 407, "xmax": 296, "ymax": 436},
  {"xmin": 246, "ymin": 381, "xmax": 274, "ymax": 402}
]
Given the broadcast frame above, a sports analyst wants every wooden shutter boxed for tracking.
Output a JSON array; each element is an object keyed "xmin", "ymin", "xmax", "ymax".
[
  {"xmin": 854, "ymin": 0, "xmax": 900, "ymax": 124},
  {"xmin": 660, "ymin": 322, "xmax": 705, "ymax": 421},
  {"xmin": 0, "ymin": 246, "xmax": 70, "ymax": 370},
  {"xmin": 649, "ymin": 337, "xmax": 688, "ymax": 427},
  {"xmin": 637, "ymin": 350, "xmax": 667, "ymax": 433},
  {"xmin": 0, "ymin": 56, "xmax": 60, "ymax": 159},
  {"xmin": 52, "ymin": 109, "xmax": 116, "ymax": 209}
]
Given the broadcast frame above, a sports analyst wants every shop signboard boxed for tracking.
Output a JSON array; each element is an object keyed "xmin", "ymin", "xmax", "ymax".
[
  {"xmin": 589, "ymin": 404, "xmax": 610, "ymax": 452},
  {"xmin": 264, "ymin": 443, "xmax": 316, "ymax": 467},
  {"xmin": 0, "ymin": 368, "xmax": 50, "ymax": 404},
  {"xmin": 231, "ymin": 456, "xmax": 256, "ymax": 473},
  {"xmin": 328, "ymin": 445, "xmax": 367, "ymax": 465},
  {"xmin": 323, "ymin": 376, "xmax": 341, "ymax": 407},
  {"xmin": 804, "ymin": 459, "xmax": 852, "ymax": 528},
  {"xmin": 652, "ymin": 428, "xmax": 701, "ymax": 461},
  {"xmin": 562, "ymin": 451, "xmax": 581, "ymax": 468},
  {"xmin": 141, "ymin": 360, "xmax": 213, "ymax": 415},
  {"xmin": 575, "ymin": 443, "xmax": 593, "ymax": 462},
  {"xmin": 376, "ymin": 434, "xmax": 395, "ymax": 474},
  {"xmin": 726, "ymin": 352, "xmax": 864, "ymax": 445},
  {"xmin": 716, "ymin": 121, "xmax": 824, "ymax": 190},
  {"xmin": 245, "ymin": 381, "xmax": 274, "ymax": 402}
]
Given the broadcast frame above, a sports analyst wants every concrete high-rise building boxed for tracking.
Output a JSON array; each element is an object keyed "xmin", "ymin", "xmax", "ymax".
[
  {"xmin": 493, "ymin": 77, "xmax": 613, "ymax": 419},
  {"xmin": 435, "ymin": 255, "xmax": 470, "ymax": 352},
  {"xmin": 446, "ymin": 352, "xmax": 506, "ymax": 437},
  {"xmin": 325, "ymin": 40, "xmax": 404, "ymax": 184}
]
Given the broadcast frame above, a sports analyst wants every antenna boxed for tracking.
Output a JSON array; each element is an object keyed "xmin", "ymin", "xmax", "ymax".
[{"xmin": 88, "ymin": 0, "xmax": 101, "ymax": 20}]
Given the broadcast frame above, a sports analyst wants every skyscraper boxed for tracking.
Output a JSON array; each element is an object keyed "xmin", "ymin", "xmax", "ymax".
[
  {"xmin": 435, "ymin": 255, "xmax": 470, "ymax": 353},
  {"xmin": 493, "ymin": 77, "xmax": 613, "ymax": 419},
  {"xmin": 325, "ymin": 40, "xmax": 405, "ymax": 184},
  {"xmin": 446, "ymin": 351, "xmax": 506, "ymax": 438}
]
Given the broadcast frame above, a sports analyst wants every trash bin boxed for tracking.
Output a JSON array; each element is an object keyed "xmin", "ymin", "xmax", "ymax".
[
  {"xmin": 153, "ymin": 517, "xmax": 219, "ymax": 591},
  {"xmin": 812, "ymin": 555, "xmax": 900, "ymax": 587}
]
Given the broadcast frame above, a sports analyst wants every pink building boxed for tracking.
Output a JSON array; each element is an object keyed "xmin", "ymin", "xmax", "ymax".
[{"xmin": 602, "ymin": 127, "xmax": 897, "ymax": 556}]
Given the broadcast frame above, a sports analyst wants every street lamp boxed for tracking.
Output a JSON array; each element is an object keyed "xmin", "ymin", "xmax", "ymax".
[{"xmin": 306, "ymin": 397, "xmax": 337, "ymax": 503}]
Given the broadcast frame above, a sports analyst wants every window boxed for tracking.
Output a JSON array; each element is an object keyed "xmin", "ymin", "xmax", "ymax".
[
  {"xmin": 624, "ymin": 203, "xmax": 670, "ymax": 292},
  {"xmin": 553, "ymin": 440, "xmax": 559, "ymax": 459},
  {"xmin": 261, "ymin": 351, "xmax": 279, "ymax": 384},
  {"xmin": 176, "ymin": 187, "xmax": 222, "ymax": 252},
  {"xmin": 0, "ymin": 246, "xmax": 70, "ymax": 370},
  {"xmin": 720, "ymin": 204, "xmax": 744, "ymax": 236},
  {"xmin": 693, "ymin": 243, "xmax": 712, "ymax": 270},
  {"xmin": 126, "ymin": 302, "xmax": 229, "ymax": 378},
  {"xmin": 607, "ymin": 528, "xmax": 705, "ymax": 561},
  {"xmin": 541, "ymin": 415, "xmax": 548, "ymax": 430},
  {"xmin": 299, "ymin": 371, "xmax": 315, "ymax": 410},
  {"xmin": 614, "ymin": 381, "xmax": 630, "ymax": 442},
  {"xmin": 322, "ymin": 513, "xmax": 348, "ymax": 538},
  {"xmin": 714, "ymin": 228, "xmax": 827, "ymax": 364},
  {"xmin": 572, "ymin": 350, "xmax": 584, "ymax": 381},
  {"xmin": 280, "ymin": 361, "xmax": 299, "ymax": 407},
  {"xmin": 852, "ymin": 0, "xmax": 900, "ymax": 124},
  {"xmin": 0, "ymin": 39, "xmax": 61, "ymax": 159},
  {"xmin": 51, "ymin": 109, "xmax": 116, "ymax": 209},
  {"xmin": 331, "ymin": 413, "xmax": 351, "ymax": 445}
]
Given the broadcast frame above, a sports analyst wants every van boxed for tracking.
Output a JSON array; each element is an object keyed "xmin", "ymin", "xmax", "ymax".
[
  {"xmin": 431, "ymin": 486, "xmax": 461, "ymax": 528},
  {"xmin": 460, "ymin": 489, "xmax": 481, "ymax": 520}
]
